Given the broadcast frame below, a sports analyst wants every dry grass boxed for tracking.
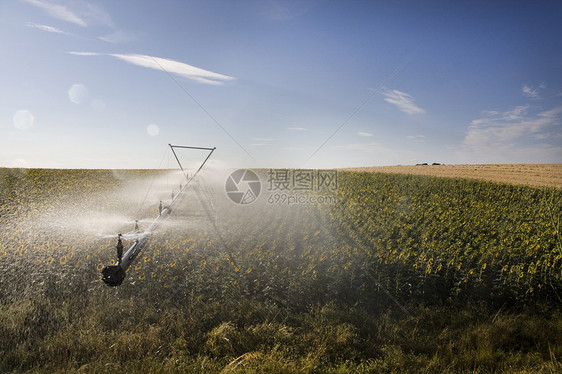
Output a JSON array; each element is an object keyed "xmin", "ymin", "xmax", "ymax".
[{"xmin": 344, "ymin": 164, "xmax": 562, "ymax": 189}]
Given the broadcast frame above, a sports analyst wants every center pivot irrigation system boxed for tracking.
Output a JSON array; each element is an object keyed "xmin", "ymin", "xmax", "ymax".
[{"xmin": 101, "ymin": 144, "xmax": 215, "ymax": 286}]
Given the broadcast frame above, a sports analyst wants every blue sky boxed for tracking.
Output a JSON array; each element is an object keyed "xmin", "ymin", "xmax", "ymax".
[{"xmin": 1, "ymin": 0, "xmax": 561, "ymax": 169}]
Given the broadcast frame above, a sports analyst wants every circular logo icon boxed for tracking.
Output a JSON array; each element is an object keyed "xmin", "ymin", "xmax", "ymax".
[{"xmin": 225, "ymin": 169, "xmax": 261, "ymax": 205}]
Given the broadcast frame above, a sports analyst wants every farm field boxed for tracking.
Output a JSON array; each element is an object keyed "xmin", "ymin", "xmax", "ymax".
[
  {"xmin": 0, "ymin": 167, "xmax": 561, "ymax": 373},
  {"xmin": 345, "ymin": 164, "xmax": 562, "ymax": 189}
]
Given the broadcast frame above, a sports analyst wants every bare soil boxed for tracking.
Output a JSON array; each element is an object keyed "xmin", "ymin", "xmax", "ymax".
[{"xmin": 344, "ymin": 164, "xmax": 562, "ymax": 189}]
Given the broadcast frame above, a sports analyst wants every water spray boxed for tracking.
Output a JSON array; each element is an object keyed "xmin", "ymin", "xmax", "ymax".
[{"xmin": 101, "ymin": 144, "xmax": 215, "ymax": 286}]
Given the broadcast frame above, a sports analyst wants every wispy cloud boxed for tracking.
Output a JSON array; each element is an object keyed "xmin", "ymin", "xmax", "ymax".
[
  {"xmin": 522, "ymin": 83, "xmax": 546, "ymax": 98},
  {"xmin": 464, "ymin": 105, "xmax": 561, "ymax": 146},
  {"xmin": 111, "ymin": 53, "xmax": 234, "ymax": 85},
  {"xmin": 26, "ymin": 21, "xmax": 65, "ymax": 34},
  {"xmin": 23, "ymin": 0, "xmax": 86, "ymax": 26},
  {"xmin": 461, "ymin": 105, "xmax": 562, "ymax": 160},
  {"xmin": 68, "ymin": 51, "xmax": 99, "ymax": 56},
  {"xmin": 406, "ymin": 134, "xmax": 426, "ymax": 143},
  {"xmin": 99, "ymin": 30, "xmax": 135, "ymax": 44},
  {"xmin": 69, "ymin": 52, "xmax": 235, "ymax": 85},
  {"xmin": 250, "ymin": 137, "xmax": 274, "ymax": 141},
  {"xmin": 381, "ymin": 89, "xmax": 425, "ymax": 115},
  {"xmin": 22, "ymin": 0, "xmax": 113, "ymax": 27},
  {"xmin": 287, "ymin": 127, "xmax": 306, "ymax": 131},
  {"xmin": 357, "ymin": 132, "xmax": 373, "ymax": 137}
]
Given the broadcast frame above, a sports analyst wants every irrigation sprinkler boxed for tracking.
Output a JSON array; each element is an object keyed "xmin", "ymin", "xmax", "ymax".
[{"xmin": 101, "ymin": 144, "xmax": 216, "ymax": 286}]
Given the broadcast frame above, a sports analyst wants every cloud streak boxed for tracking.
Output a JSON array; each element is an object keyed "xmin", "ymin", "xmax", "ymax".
[
  {"xmin": 382, "ymin": 89, "xmax": 425, "ymax": 115},
  {"xmin": 461, "ymin": 105, "xmax": 562, "ymax": 163},
  {"xmin": 22, "ymin": 0, "xmax": 113, "ymax": 27},
  {"xmin": 68, "ymin": 51, "xmax": 99, "ymax": 56},
  {"xmin": 26, "ymin": 22, "xmax": 65, "ymax": 34},
  {"xmin": 464, "ymin": 105, "xmax": 561, "ymax": 147},
  {"xmin": 99, "ymin": 30, "xmax": 135, "ymax": 44},
  {"xmin": 69, "ymin": 52, "xmax": 235, "ymax": 85},
  {"xmin": 23, "ymin": 0, "xmax": 86, "ymax": 26},
  {"xmin": 407, "ymin": 134, "xmax": 426, "ymax": 143},
  {"xmin": 522, "ymin": 83, "xmax": 546, "ymax": 98}
]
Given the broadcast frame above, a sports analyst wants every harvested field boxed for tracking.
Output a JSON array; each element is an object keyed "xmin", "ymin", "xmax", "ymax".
[{"xmin": 345, "ymin": 164, "xmax": 562, "ymax": 189}]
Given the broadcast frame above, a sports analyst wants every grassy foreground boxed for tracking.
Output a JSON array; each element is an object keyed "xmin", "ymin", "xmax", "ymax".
[{"xmin": 0, "ymin": 168, "xmax": 561, "ymax": 373}]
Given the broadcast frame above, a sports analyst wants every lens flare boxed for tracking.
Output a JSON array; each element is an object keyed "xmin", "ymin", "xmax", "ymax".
[
  {"xmin": 13, "ymin": 110, "xmax": 34, "ymax": 130},
  {"xmin": 147, "ymin": 124, "xmax": 159, "ymax": 136},
  {"xmin": 68, "ymin": 84, "xmax": 89, "ymax": 104}
]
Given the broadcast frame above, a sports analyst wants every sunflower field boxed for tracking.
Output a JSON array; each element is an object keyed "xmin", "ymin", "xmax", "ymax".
[{"xmin": 0, "ymin": 168, "xmax": 561, "ymax": 373}]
